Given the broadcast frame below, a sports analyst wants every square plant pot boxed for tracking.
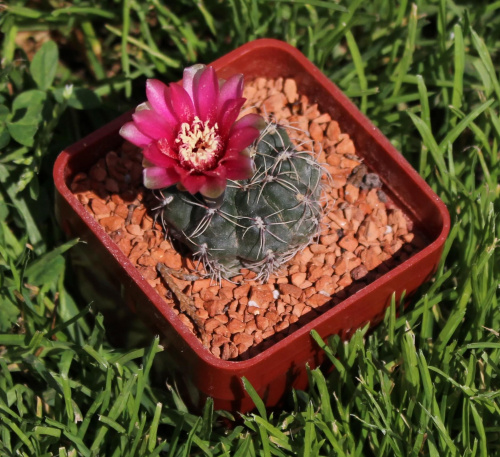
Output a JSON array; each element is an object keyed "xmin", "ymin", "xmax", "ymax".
[{"xmin": 54, "ymin": 38, "xmax": 450, "ymax": 413}]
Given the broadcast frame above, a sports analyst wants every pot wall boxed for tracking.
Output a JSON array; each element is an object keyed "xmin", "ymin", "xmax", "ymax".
[{"xmin": 54, "ymin": 39, "xmax": 450, "ymax": 413}]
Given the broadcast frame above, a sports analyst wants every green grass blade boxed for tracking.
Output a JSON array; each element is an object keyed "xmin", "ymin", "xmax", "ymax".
[
  {"xmin": 470, "ymin": 403, "xmax": 488, "ymax": 457},
  {"xmin": 393, "ymin": 3, "xmax": 418, "ymax": 96},
  {"xmin": 407, "ymin": 111, "xmax": 448, "ymax": 185},
  {"xmin": 105, "ymin": 25, "xmax": 181, "ymax": 68},
  {"xmin": 439, "ymin": 99, "xmax": 493, "ymax": 150},
  {"xmin": 51, "ymin": 6, "xmax": 115, "ymax": 19},
  {"xmin": 452, "ymin": 24, "xmax": 464, "ymax": 111},
  {"xmin": 470, "ymin": 28, "xmax": 500, "ymax": 101},
  {"xmin": 345, "ymin": 30, "xmax": 368, "ymax": 113},
  {"xmin": 242, "ymin": 377, "xmax": 267, "ymax": 419}
]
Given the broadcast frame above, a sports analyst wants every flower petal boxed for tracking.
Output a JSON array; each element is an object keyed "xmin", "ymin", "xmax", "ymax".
[
  {"xmin": 119, "ymin": 122, "xmax": 152, "ymax": 147},
  {"xmin": 231, "ymin": 113, "xmax": 266, "ymax": 131},
  {"xmin": 170, "ymin": 83, "xmax": 195, "ymax": 124},
  {"xmin": 193, "ymin": 66, "xmax": 219, "ymax": 123},
  {"xmin": 156, "ymin": 138, "xmax": 179, "ymax": 160},
  {"xmin": 143, "ymin": 143, "xmax": 178, "ymax": 168},
  {"xmin": 183, "ymin": 64, "xmax": 205, "ymax": 100},
  {"xmin": 179, "ymin": 173, "xmax": 206, "ymax": 195},
  {"xmin": 200, "ymin": 176, "xmax": 227, "ymax": 199},
  {"xmin": 146, "ymin": 79, "xmax": 178, "ymax": 127},
  {"xmin": 132, "ymin": 109, "xmax": 174, "ymax": 142},
  {"xmin": 225, "ymin": 125, "xmax": 260, "ymax": 154},
  {"xmin": 218, "ymin": 98, "xmax": 246, "ymax": 137},
  {"xmin": 217, "ymin": 74, "xmax": 243, "ymax": 118},
  {"xmin": 220, "ymin": 156, "xmax": 254, "ymax": 180},
  {"xmin": 143, "ymin": 166, "xmax": 180, "ymax": 189},
  {"xmin": 202, "ymin": 167, "xmax": 226, "ymax": 180},
  {"xmin": 135, "ymin": 101, "xmax": 151, "ymax": 112}
]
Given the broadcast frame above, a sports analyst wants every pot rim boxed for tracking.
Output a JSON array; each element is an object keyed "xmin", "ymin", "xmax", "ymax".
[{"xmin": 54, "ymin": 38, "xmax": 451, "ymax": 371}]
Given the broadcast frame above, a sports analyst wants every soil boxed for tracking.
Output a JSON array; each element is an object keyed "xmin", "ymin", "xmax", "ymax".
[{"xmin": 70, "ymin": 77, "xmax": 426, "ymax": 360}]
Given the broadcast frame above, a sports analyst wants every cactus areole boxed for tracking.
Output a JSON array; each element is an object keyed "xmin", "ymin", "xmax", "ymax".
[{"xmin": 120, "ymin": 65, "xmax": 326, "ymax": 280}]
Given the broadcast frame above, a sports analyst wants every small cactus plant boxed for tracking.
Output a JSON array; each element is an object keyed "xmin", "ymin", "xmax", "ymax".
[
  {"xmin": 156, "ymin": 122, "xmax": 325, "ymax": 280},
  {"xmin": 120, "ymin": 64, "xmax": 326, "ymax": 281}
]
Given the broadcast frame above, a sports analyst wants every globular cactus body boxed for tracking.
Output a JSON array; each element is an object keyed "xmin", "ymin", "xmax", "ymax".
[{"xmin": 159, "ymin": 124, "xmax": 325, "ymax": 280}]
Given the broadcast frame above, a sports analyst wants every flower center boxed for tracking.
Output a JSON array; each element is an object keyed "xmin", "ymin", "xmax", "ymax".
[{"xmin": 176, "ymin": 116, "xmax": 222, "ymax": 171}]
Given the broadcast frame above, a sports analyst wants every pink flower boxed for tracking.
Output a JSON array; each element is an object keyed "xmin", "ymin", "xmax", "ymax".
[{"xmin": 120, "ymin": 64, "xmax": 263, "ymax": 199}]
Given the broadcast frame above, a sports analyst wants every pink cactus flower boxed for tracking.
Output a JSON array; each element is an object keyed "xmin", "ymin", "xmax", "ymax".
[{"xmin": 120, "ymin": 64, "xmax": 263, "ymax": 199}]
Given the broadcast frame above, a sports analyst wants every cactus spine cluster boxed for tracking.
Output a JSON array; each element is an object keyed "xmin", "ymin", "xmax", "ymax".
[{"xmin": 157, "ymin": 122, "xmax": 326, "ymax": 281}]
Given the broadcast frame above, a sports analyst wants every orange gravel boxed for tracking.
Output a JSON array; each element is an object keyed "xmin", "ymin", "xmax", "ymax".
[{"xmin": 70, "ymin": 77, "xmax": 425, "ymax": 360}]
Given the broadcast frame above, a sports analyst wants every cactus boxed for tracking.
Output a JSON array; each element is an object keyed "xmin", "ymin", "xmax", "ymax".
[
  {"xmin": 120, "ymin": 64, "xmax": 327, "ymax": 281},
  {"xmin": 156, "ymin": 121, "xmax": 326, "ymax": 281}
]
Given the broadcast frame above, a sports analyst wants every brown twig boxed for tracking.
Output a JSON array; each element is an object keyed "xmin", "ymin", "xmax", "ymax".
[
  {"xmin": 156, "ymin": 263, "xmax": 209, "ymax": 347},
  {"xmin": 163, "ymin": 267, "xmax": 200, "ymax": 282},
  {"xmin": 347, "ymin": 163, "xmax": 367, "ymax": 188},
  {"xmin": 125, "ymin": 204, "xmax": 138, "ymax": 225}
]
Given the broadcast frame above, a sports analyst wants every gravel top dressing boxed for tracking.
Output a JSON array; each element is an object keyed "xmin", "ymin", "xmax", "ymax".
[{"xmin": 70, "ymin": 77, "xmax": 424, "ymax": 360}]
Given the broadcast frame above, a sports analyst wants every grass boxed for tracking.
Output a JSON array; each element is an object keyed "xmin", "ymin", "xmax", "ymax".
[{"xmin": 0, "ymin": 0, "xmax": 499, "ymax": 455}]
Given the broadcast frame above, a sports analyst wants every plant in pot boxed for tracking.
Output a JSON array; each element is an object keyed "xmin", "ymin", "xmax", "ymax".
[
  {"xmin": 121, "ymin": 65, "xmax": 324, "ymax": 281},
  {"xmin": 118, "ymin": 62, "xmax": 329, "ymax": 350},
  {"xmin": 54, "ymin": 39, "xmax": 450, "ymax": 413}
]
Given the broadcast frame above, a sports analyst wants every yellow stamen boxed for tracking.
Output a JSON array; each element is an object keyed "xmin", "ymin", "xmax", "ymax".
[{"xmin": 176, "ymin": 116, "xmax": 221, "ymax": 170}]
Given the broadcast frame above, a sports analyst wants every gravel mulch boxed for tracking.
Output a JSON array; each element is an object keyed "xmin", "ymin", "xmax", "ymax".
[{"xmin": 70, "ymin": 77, "xmax": 426, "ymax": 360}]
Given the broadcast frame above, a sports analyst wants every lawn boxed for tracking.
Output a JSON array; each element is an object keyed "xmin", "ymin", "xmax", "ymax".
[{"xmin": 0, "ymin": 0, "xmax": 499, "ymax": 455}]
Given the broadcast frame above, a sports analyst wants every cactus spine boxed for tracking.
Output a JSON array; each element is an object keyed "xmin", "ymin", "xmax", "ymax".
[{"xmin": 157, "ymin": 122, "xmax": 326, "ymax": 281}]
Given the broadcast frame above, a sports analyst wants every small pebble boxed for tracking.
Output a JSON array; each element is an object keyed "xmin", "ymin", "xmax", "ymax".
[{"xmin": 362, "ymin": 173, "xmax": 383, "ymax": 189}]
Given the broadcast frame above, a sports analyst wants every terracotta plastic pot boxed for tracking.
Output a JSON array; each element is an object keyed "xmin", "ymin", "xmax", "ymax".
[{"xmin": 54, "ymin": 39, "xmax": 450, "ymax": 413}]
